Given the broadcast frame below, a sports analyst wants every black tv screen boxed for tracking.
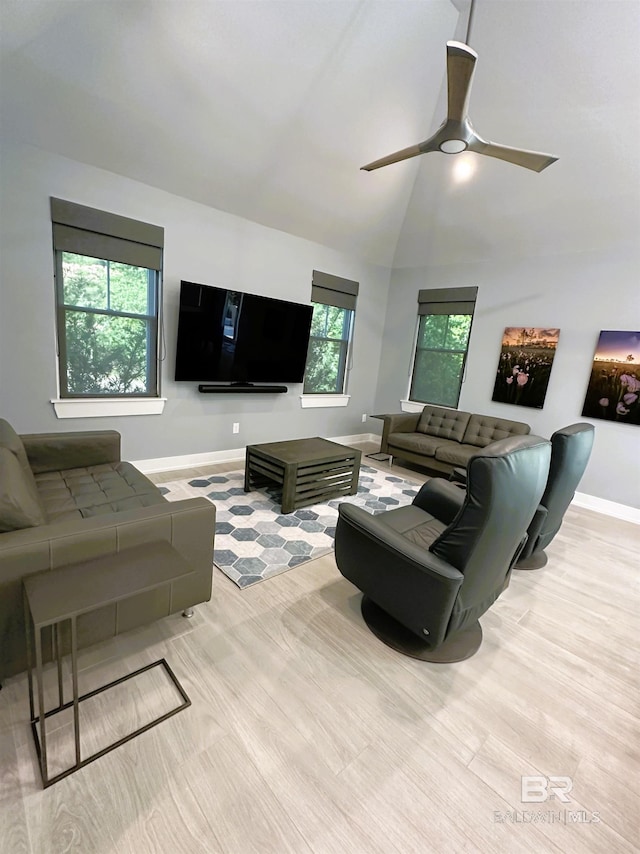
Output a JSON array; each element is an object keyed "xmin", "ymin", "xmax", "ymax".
[{"xmin": 174, "ymin": 281, "xmax": 313, "ymax": 383}]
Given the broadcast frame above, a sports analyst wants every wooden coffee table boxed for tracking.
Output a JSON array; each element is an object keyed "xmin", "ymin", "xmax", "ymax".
[{"xmin": 244, "ymin": 437, "xmax": 362, "ymax": 514}]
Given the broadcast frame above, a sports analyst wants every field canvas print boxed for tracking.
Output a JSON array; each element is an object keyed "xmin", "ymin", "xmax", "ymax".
[
  {"xmin": 581, "ymin": 330, "xmax": 640, "ymax": 425},
  {"xmin": 492, "ymin": 327, "xmax": 560, "ymax": 409}
]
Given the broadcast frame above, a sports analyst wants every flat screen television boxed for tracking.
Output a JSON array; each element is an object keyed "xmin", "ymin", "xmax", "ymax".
[{"xmin": 174, "ymin": 281, "xmax": 313, "ymax": 384}]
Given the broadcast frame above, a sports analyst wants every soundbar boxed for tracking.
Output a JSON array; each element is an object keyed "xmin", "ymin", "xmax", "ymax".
[{"xmin": 198, "ymin": 384, "xmax": 288, "ymax": 394}]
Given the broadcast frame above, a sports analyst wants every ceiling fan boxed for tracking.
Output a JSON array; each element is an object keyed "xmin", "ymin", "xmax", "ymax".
[{"xmin": 361, "ymin": 0, "xmax": 557, "ymax": 173}]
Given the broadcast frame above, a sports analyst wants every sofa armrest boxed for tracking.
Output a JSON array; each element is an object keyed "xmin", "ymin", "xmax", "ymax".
[
  {"xmin": 335, "ymin": 502, "xmax": 463, "ymax": 646},
  {"xmin": 21, "ymin": 430, "xmax": 122, "ymax": 473},
  {"xmin": 0, "ymin": 497, "xmax": 215, "ymax": 681},
  {"xmin": 337, "ymin": 503, "xmax": 464, "ymax": 591},
  {"xmin": 380, "ymin": 412, "xmax": 421, "ymax": 454},
  {"xmin": 412, "ymin": 479, "xmax": 465, "ymax": 524},
  {"xmin": 0, "ymin": 497, "xmax": 214, "ymax": 581}
]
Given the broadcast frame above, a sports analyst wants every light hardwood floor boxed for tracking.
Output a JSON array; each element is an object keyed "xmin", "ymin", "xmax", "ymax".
[{"xmin": 1, "ymin": 442, "xmax": 638, "ymax": 853}]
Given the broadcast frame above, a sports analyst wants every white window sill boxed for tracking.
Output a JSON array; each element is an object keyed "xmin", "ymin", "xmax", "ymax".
[
  {"xmin": 51, "ymin": 398, "xmax": 167, "ymax": 419},
  {"xmin": 299, "ymin": 394, "xmax": 350, "ymax": 409},
  {"xmin": 400, "ymin": 399, "xmax": 426, "ymax": 413},
  {"xmin": 401, "ymin": 400, "xmax": 456, "ymax": 413}
]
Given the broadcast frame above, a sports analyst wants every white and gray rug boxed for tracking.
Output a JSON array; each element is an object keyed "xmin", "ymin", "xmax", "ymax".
[{"xmin": 160, "ymin": 465, "xmax": 420, "ymax": 588}]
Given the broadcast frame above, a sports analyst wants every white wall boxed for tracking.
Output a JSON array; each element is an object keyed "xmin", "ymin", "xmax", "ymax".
[
  {"xmin": 0, "ymin": 141, "xmax": 391, "ymax": 460},
  {"xmin": 375, "ymin": 250, "xmax": 640, "ymax": 509}
]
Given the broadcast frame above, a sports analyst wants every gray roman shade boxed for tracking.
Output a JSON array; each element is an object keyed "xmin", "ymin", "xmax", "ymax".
[
  {"xmin": 51, "ymin": 198, "xmax": 164, "ymax": 270},
  {"xmin": 312, "ymin": 270, "xmax": 359, "ymax": 311},
  {"xmin": 418, "ymin": 286, "xmax": 478, "ymax": 316}
]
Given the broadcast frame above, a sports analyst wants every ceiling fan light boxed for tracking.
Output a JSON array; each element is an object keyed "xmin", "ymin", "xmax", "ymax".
[{"xmin": 439, "ymin": 139, "xmax": 467, "ymax": 154}]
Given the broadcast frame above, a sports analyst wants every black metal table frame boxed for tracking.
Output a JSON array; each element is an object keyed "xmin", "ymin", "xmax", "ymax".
[
  {"xmin": 366, "ymin": 415, "xmax": 391, "ymax": 461},
  {"xmin": 22, "ymin": 542, "xmax": 193, "ymax": 789}
]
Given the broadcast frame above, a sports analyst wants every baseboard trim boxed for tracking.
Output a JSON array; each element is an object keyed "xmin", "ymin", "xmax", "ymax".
[
  {"xmin": 132, "ymin": 448, "xmax": 245, "ymax": 473},
  {"xmin": 572, "ymin": 492, "xmax": 640, "ymax": 525},
  {"xmin": 131, "ymin": 433, "xmax": 378, "ymax": 474},
  {"xmin": 132, "ymin": 440, "xmax": 638, "ymax": 524}
]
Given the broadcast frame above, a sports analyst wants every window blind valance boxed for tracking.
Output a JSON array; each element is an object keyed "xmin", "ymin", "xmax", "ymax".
[
  {"xmin": 311, "ymin": 269, "xmax": 359, "ymax": 312},
  {"xmin": 51, "ymin": 198, "xmax": 164, "ymax": 270},
  {"xmin": 418, "ymin": 286, "xmax": 478, "ymax": 316}
]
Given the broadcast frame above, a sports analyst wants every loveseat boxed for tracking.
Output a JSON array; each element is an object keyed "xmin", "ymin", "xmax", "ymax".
[
  {"xmin": 379, "ymin": 405, "xmax": 531, "ymax": 476},
  {"xmin": 0, "ymin": 419, "xmax": 215, "ymax": 683}
]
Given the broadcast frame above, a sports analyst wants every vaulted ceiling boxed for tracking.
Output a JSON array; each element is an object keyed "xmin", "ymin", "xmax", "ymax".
[{"xmin": 1, "ymin": 1, "xmax": 638, "ymax": 268}]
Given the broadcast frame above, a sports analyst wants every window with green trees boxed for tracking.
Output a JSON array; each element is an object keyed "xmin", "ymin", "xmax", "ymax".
[
  {"xmin": 303, "ymin": 302, "xmax": 353, "ymax": 394},
  {"xmin": 409, "ymin": 287, "xmax": 477, "ymax": 407},
  {"xmin": 410, "ymin": 313, "xmax": 473, "ymax": 407},
  {"xmin": 56, "ymin": 253, "xmax": 159, "ymax": 397},
  {"xmin": 51, "ymin": 197, "xmax": 164, "ymax": 399}
]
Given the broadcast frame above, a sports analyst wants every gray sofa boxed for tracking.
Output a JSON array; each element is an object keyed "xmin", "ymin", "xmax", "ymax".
[
  {"xmin": 379, "ymin": 405, "xmax": 531, "ymax": 475},
  {"xmin": 0, "ymin": 419, "xmax": 216, "ymax": 682}
]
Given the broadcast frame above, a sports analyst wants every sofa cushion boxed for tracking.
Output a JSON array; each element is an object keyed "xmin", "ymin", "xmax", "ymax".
[
  {"xmin": 416, "ymin": 406, "xmax": 471, "ymax": 442},
  {"xmin": 35, "ymin": 461, "xmax": 166, "ymax": 523},
  {"xmin": 376, "ymin": 504, "xmax": 447, "ymax": 550},
  {"xmin": 388, "ymin": 432, "xmax": 443, "ymax": 458},
  {"xmin": 434, "ymin": 443, "xmax": 481, "ymax": 468},
  {"xmin": 0, "ymin": 447, "xmax": 47, "ymax": 532},
  {"xmin": 462, "ymin": 414, "xmax": 531, "ymax": 448}
]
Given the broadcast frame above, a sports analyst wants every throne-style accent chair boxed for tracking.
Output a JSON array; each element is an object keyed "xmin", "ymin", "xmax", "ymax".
[
  {"xmin": 334, "ymin": 435, "xmax": 551, "ymax": 662},
  {"xmin": 515, "ymin": 423, "xmax": 595, "ymax": 569}
]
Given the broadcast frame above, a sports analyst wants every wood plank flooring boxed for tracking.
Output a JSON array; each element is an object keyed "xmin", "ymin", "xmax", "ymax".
[{"xmin": 1, "ymin": 442, "xmax": 638, "ymax": 853}]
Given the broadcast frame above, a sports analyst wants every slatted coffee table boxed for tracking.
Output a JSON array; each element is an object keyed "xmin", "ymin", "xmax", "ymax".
[{"xmin": 244, "ymin": 437, "xmax": 361, "ymax": 514}]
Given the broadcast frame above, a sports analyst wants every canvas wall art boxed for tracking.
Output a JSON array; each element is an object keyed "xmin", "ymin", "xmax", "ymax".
[
  {"xmin": 492, "ymin": 327, "xmax": 560, "ymax": 409},
  {"xmin": 581, "ymin": 330, "xmax": 640, "ymax": 425}
]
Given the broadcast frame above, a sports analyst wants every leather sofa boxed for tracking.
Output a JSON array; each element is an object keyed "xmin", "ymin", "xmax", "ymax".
[
  {"xmin": 379, "ymin": 405, "xmax": 531, "ymax": 475},
  {"xmin": 0, "ymin": 419, "xmax": 215, "ymax": 682}
]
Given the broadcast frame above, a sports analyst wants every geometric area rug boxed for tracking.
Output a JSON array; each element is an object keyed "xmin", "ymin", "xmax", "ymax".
[{"xmin": 159, "ymin": 465, "xmax": 421, "ymax": 589}]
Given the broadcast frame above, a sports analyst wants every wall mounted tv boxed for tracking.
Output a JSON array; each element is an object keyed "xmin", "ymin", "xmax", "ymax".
[{"xmin": 174, "ymin": 281, "xmax": 313, "ymax": 387}]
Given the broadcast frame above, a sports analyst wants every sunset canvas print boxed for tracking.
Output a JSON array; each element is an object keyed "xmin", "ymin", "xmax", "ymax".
[
  {"xmin": 492, "ymin": 327, "xmax": 560, "ymax": 409},
  {"xmin": 581, "ymin": 330, "xmax": 640, "ymax": 425}
]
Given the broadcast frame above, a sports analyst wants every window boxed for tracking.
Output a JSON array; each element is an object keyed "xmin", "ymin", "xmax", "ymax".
[
  {"xmin": 303, "ymin": 270, "xmax": 358, "ymax": 396},
  {"xmin": 409, "ymin": 287, "xmax": 477, "ymax": 408},
  {"xmin": 304, "ymin": 303, "xmax": 353, "ymax": 393},
  {"xmin": 57, "ymin": 253, "xmax": 158, "ymax": 396},
  {"xmin": 51, "ymin": 198, "xmax": 163, "ymax": 400}
]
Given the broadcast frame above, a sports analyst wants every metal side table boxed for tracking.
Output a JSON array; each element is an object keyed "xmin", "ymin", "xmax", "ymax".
[
  {"xmin": 366, "ymin": 415, "xmax": 392, "ymax": 461},
  {"xmin": 23, "ymin": 541, "xmax": 194, "ymax": 788}
]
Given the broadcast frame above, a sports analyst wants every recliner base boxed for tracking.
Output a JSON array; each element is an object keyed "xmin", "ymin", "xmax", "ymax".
[
  {"xmin": 516, "ymin": 551, "xmax": 549, "ymax": 570},
  {"xmin": 361, "ymin": 597, "xmax": 482, "ymax": 663}
]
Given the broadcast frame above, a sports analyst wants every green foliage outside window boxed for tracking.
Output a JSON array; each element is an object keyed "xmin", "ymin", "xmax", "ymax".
[
  {"xmin": 410, "ymin": 313, "xmax": 473, "ymax": 407},
  {"xmin": 304, "ymin": 303, "xmax": 353, "ymax": 394},
  {"xmin": 58, "ymin": 252, "xmax": 158, "ymax": 396}
]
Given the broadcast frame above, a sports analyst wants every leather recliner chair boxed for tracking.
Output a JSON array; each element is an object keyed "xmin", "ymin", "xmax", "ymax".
[
  {"xmin": 334, "ymin": 435, "xmax": 551, "ymax": 662},
  {"xmin": 516, "ymin": 423, "xmax": 595, "ymax": 569}
]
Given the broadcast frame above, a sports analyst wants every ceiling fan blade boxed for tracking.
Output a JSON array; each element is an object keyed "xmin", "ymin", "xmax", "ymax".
[
  {"xmin": 446, "ymin": 41, "xmax": 478, "ymax": 122},
  {"xmin": 467, "ymin": 137, "xmax": 558, "ymax": 172},
  {"xmin": 361, "ymin": 142, "xmax": 425, "ymax": 172},
  {"xmin": 361, "ymin": 36, "xmax": 558, "ymax": 175}
]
